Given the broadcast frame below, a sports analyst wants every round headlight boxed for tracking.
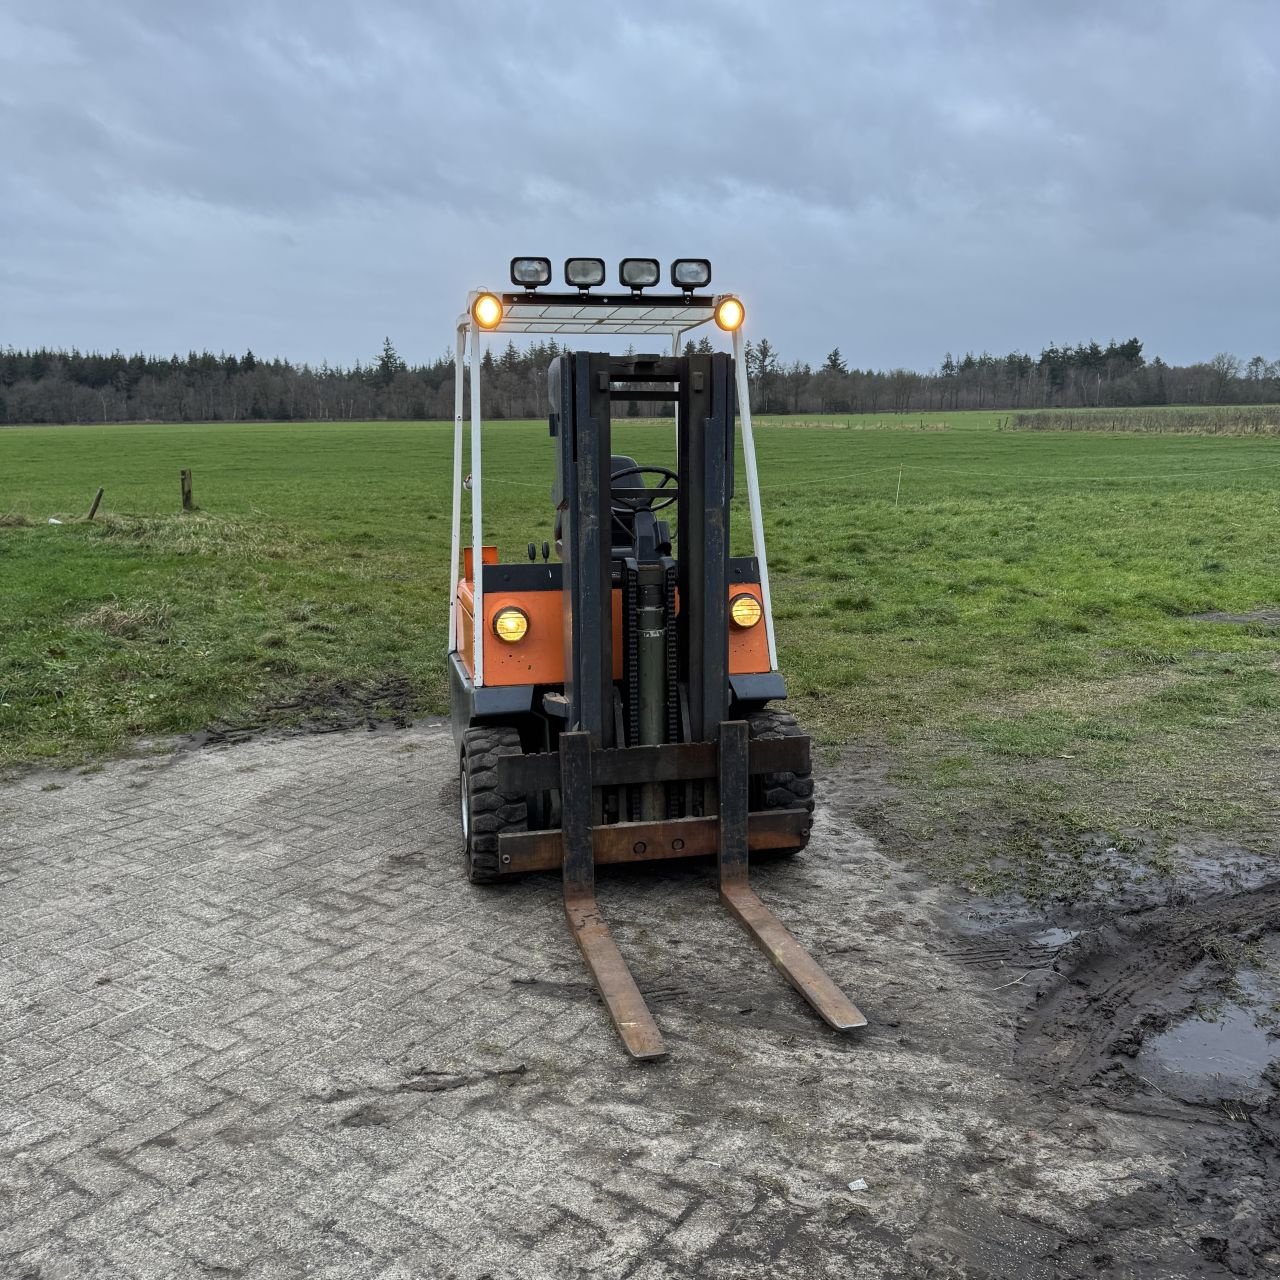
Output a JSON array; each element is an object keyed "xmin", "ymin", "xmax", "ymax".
[
  {"xmin": 472, "ymin": 292, "xmax": 503, "ymax": 330},
  {"xmin": 715, "ymin": 297, "xmax": 745, "ymax": 332},
  {"xmin": 730, "ymin": 593, "xmax": 762, "ymax": 628},
  {"xmin": 492, "ymin": 607, "xmax": 529, "ymax": 643}
]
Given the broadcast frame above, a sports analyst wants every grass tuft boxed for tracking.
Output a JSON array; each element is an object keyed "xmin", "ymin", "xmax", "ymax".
[
  {"xmin": 91, "ymin": 511, "xmax": 301, "ymax": 558},
  {"xmin": 73, "ymin": 602, "xmax": 173, "ymax": 641}
]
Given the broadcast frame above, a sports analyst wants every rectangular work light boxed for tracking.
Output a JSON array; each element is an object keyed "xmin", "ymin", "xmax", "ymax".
[
  {"xmin": 564, "ymin": 257, "xmax": 606, "ymax": 289},
  {"xmin": 671, "ymin": 259, "xmax": 712, "ymax": 290},
  {"xmin": 619, "ymin": 258, "xmax": 660, "ymax": 291},
  {"xmin": 509, "ymin": 257, "xmax": 552, "ymax": 289}
]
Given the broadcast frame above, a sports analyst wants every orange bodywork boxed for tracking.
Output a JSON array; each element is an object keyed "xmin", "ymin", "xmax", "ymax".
[
  {"xmin": 727, "ymin": 583, "xmax": 770, "ymax": 674},
  {"xmin": 455, "ymin": 554, "xmax": 770, "ymax": 687}
]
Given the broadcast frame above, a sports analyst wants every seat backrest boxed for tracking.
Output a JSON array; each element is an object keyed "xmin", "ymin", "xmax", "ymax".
[
  {"xmin": 609, "ymin": 455, "xmax": 649, "ymax": 509},
  {"xmin": 554, "ymin": 455, "xmax": 657, "ymax": 559}
]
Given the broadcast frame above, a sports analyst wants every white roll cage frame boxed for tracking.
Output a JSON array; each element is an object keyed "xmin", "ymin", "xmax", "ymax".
[{"xmin": 450, "ymin": 288, "xmax": 778, "ymax": 686}]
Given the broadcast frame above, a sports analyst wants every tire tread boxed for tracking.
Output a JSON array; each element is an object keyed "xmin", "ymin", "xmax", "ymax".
[
  {"xmin": 746, "ymin": 708, "xmax": 813, "ymax": 854},
  {"xmin": 461, "ymin": 726, "xmax": 527, "ymax": 884}
]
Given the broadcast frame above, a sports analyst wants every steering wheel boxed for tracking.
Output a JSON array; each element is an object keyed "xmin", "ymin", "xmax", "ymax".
[{"xmin": 610, "ymin": 463, "xmax": 680, "ymax": 512}]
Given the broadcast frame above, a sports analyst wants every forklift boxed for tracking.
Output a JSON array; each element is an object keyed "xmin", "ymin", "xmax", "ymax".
[{"xmin": 447, "ymin": 256, "xmax": 865, "ymax": 1058}]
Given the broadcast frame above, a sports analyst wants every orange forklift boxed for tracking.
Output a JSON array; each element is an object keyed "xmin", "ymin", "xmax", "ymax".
[{"xmin": 447, "ymin": 256, "xmax": 865, "ymax": 1058}]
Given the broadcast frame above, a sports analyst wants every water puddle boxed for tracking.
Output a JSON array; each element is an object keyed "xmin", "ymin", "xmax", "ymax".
[
  {"xmin": 1030, "ymin": 927, "xmax": 1079, "ymax": 949},
  {"xmin": 1139, "ymin": 968, "xmax": 1280, "ymax": 1103}
]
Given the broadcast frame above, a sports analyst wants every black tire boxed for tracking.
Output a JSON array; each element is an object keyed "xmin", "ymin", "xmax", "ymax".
[
  {"xmin": 459, "ymin": 726, "xmax": 527, "ymax": 884},
  {"xmin": 746, "ymin": 707, "xmax": 813, "ymax": 854}
]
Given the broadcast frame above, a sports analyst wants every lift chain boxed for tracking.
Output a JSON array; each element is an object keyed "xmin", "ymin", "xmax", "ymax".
[
  {"xmin": 663, "ymin": 559, "xmax": 681, "ymax": 819},
  {"xmin": 622, "ymin": 561, "xmax": 641, "ymax": 821}
]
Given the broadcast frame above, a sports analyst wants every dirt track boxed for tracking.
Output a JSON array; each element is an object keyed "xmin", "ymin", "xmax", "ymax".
[
  {"xmin": 1014, "ymin": 882, "xmax": 1280, "ymax": 1275},
  {"xmin": 2, "ymin": 723, "xmax": 1278, "ymax": 1278}
]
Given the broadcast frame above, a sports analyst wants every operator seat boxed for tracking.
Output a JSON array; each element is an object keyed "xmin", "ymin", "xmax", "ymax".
[{"xmin": 554, "ymin": 455, "xmax": 667, "ymax": 559}]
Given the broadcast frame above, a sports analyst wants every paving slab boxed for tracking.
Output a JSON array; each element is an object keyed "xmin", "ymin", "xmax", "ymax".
[{"xmin": 0, "ymin": 722, "xmax": 1250, "ymax": 1278}]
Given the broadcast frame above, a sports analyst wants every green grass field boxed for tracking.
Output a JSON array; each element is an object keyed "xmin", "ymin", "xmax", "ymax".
[{"xmin": 4, "ymin": 410, "xmax": 1279, "ymax": 898}]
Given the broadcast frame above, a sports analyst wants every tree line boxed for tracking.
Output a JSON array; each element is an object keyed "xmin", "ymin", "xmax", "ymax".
[{"xmin": 2, "ymin": 335, "xmax": 1278, "ymax": 425}]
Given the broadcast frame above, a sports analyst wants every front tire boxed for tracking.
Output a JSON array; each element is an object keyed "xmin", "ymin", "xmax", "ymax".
[
  {"xmin": 746, "ymin": 708, "xmax": 814, "ymax": 855},
  {"xmin": 459, "ymin": 726, "xmax": 527, "ymax": 884}
]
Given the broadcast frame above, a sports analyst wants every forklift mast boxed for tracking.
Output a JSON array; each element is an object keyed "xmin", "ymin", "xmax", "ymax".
[{"xmin": 549, "ymin": 352, "xmax": 735, "ymax": 747}]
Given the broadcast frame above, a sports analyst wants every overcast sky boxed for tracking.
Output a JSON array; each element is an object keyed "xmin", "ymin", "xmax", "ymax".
[{"xmin": 2, "ymin": 1, "xmax": 1277, "ymax": 371}]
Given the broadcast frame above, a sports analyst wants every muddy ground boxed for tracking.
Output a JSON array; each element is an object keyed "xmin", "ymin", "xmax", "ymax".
[
  {"xmin": 182, "ymin": 674, "xmax": 419, "ymax": 748},
  {"xmin": 833, "ymin": 743, "xmax": 1280, "ymax": 1277},
  {"xmin": 3, "ymin": 718, "xmax": 1278, "ymax": 1279},
  {"xmin": 928, "ymin": 868, "xmax": 1280, "ymax": 1277},
  {"xmin": 828, "ymin": 751, "xmax": 1280, "ymax": 1278}
]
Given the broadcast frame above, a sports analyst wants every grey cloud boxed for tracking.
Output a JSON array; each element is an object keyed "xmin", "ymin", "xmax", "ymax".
[{"xmin": 2, "ymin": 0, "xmax": 1277, "ymax": 368}]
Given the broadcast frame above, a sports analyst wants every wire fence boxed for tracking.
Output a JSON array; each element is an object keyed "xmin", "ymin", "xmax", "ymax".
[{"xmin": 479, "ymin": 456, "xmax": 1280, "ymax": 498}]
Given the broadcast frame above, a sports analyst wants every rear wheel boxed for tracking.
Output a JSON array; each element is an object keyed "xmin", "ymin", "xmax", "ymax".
[
  {"xmin": 459, "ymin": 726, "xmax": 527, "ymax": 884},
  {"xmin": 746, "ymin": 708, "xmax": 814, "ymax": 855}
]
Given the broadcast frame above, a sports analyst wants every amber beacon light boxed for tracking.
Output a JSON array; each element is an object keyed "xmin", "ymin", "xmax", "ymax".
[
  {"xmin": 471, "ymin": 292, "xmax": 503, "ymax": 329},
  {"xmin": 714, "ymin": 296, "xmax": 745, "ymax": 331}
]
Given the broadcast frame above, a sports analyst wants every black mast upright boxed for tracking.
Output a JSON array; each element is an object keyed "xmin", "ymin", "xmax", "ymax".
[{"xmin": 550, "ymin": 352, "xmax": 616, "ymax": 747}]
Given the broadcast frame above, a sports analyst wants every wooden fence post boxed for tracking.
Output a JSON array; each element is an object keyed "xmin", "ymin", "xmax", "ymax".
[
  {"xmin": 180, "ymin": 470, "xmax": 194, "ymax": 511},
  {"xmin": 86, "ymin": 487, "xmax": 104, "ymax": 521}
]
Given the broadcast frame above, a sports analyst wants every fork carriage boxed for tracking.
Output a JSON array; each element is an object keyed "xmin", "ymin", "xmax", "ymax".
[{"xmin": 447, "ymin": 257, "xmax": 865, "ymax": 1058}]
